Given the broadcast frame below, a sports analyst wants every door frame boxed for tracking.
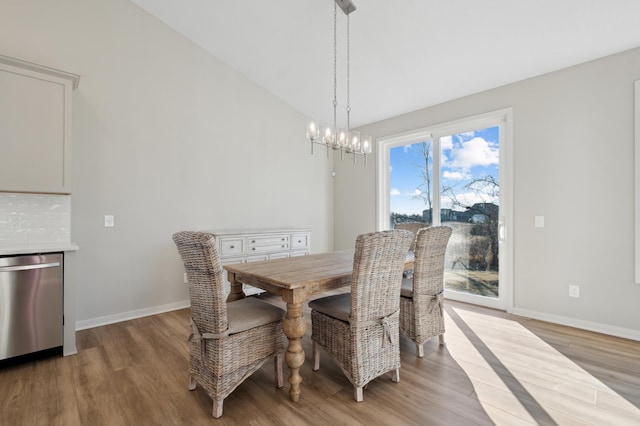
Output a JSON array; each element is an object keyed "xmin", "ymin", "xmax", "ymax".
[{"xmin": 376, "ymin": 108, "xmax": 514, "ymax": 312}]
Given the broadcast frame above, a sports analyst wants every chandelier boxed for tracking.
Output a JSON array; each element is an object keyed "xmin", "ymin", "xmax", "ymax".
[{"xmin": 306, "ymin": 0, "xmax": 372, "ymax": 165}]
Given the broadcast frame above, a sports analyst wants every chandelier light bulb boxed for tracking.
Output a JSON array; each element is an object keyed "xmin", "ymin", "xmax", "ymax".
[
  {"xmin": 307, "ymin": 120, "xmax": 319, "ymax": 141},
  {"xmin": 323, "ymin": 125, "xmax": 334, "ymax": 145},
  {"xmin": 362, "ymin": 135, "xmax": 372, "ymax": 155},
  {"xmin": 350, "ymin": 131, "xmax": 361, "ymax": 152},
  {"xmin": 338, "ymin": 130, "xmax": 347, "ymax": 147}
]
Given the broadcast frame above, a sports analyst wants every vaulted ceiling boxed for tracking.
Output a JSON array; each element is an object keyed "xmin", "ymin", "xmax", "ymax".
[{"xmin": 130, "ymin": 0, "xmax": 640, "ymax": 128}]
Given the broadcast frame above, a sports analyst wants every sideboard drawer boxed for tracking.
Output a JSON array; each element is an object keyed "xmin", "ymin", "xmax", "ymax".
[
  {"xmin": 220, "ymin": 238, "xmax": 244, "ymax": 256},
  {"xmin": 248, "ymin": 235, "xmax": 289, "ymax": 246},
  {"xmin": 248, "ymin": 243, "xmax": 289, "ymax": 254},
  {"xmin": 291, "ymin": 234, "xmax": 309, "ymax": 249}
]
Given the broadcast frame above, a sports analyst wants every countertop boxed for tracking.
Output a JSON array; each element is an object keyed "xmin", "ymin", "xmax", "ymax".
[
  {"xmin": 203, "ymin": 227, "xmax": 311, "ymax": 236},
  {"xmin": 0, "ymin": 242, "xmax": 79, "ymax": 256}
]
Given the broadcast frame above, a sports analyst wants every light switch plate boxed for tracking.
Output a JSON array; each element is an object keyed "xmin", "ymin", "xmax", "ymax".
[
  {"xmin": 534, "ymin": 216, "xmax": 545, "ymax": 228},
  {"xmin": 569, "ymin": 285, "xmax": 580, "ymax": 298},
  {"xmin": 104, "ymin": 215, "xmax": 114, "ymax": 227}
]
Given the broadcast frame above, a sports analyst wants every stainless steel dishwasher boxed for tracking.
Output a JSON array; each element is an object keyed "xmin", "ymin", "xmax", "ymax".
[{"xmin": 0, "ymin": 253, "xmax": 63, "ymax": 361}]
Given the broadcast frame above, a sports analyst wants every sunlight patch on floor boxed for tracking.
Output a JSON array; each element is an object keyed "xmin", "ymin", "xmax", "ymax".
[{"xmin": 444, "ymin": 307, "xmax": 640, "ymax": 425}]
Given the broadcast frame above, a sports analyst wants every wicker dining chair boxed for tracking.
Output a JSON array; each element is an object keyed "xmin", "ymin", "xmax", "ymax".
[
  {"xmin": 308, "ymin": 230, "xmax": 413, "ymax": 402},
  {"xmin": 394, "ymin": 222, "xmax": 429, "ymax": 278},
  {"xmin": 172, "ymin": 231, "xmax": 286, "ymax": 418},
  {"xmin": 394, "ymin": 221, "xmax": 428, "ymax": 253},
  {"xmin": 399, "ymin": 226, "xmax": 452, "ymax": 357}
]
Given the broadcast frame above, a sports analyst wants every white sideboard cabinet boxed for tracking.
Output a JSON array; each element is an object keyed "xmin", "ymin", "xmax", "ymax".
[
  {"xmin": 0, "ymin": 55, "xmax": 80, "ymax": 194},
  {"xmin": 205, "ymin": 227, "xmax": 311, "ymax": 296}
]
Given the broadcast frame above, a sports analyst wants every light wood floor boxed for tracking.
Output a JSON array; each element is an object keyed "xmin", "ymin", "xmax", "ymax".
[{"xmin": 2, "ymin": 296, "xmax": 639, "ymax": 425}]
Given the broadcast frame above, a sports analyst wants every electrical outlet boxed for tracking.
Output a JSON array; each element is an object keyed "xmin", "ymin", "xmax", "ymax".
[
  {"xmin": 104, "ymin": 215, "xmax": 114, "ymax": 227},
  {"xmin": 569, "ymin": 285, "xmax": 580, "ymax": 298}
]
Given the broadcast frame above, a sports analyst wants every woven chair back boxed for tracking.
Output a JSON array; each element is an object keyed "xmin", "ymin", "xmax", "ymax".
[
  {"xmin": 394, "ymin": 222, "xmax": 429, "ymax": 252},
  {"xmin": 172, "ymin": 231, "xmax": 228, "ymax": 335},
  {"xmin": 350, "ymin": 230, "xmax": 413, "ymax": 324},
  {"xmin": 412, "ymin": 226, "xmax": 453, "ymax": 296}
]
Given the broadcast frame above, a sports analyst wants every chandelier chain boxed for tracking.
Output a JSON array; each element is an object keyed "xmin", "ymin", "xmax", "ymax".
[
  {"xmin": 346, "ymin": 14, "xmax": 351, "ymax": 135},
  {"xmin": 333, "ymin": 1, "xmax": 338, "ymax": 138}
]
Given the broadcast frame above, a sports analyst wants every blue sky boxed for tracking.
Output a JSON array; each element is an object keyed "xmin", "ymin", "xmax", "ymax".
[{"xmin": 390, "ymin": 126, "xmax": 500, "ymax": 215}]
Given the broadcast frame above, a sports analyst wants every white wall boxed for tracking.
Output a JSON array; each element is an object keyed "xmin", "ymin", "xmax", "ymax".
[
  {"xmin": 334, "ymin": 48, "xmax": 640, "ymax": 339},
  {"xmin": 0, "ymin": 0, "xmax": 333, "ymax": 326}
]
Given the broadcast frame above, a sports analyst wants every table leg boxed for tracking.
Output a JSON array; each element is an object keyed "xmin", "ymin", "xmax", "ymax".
[
  {"xmin": 282, "ymin": 302, "xmax": 306, "ymax": 402},
  {"xmin": 225, "ymin": 271, "xmax": 246, "ymax": 302}
]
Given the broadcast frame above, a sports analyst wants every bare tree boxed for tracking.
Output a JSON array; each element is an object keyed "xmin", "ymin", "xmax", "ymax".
[
  {"xmin": 441, "ymin": 175, "xmax": 499, "ymax": 212},
  {"xmin": 442, "ymin": 175, "xmax": 500, "ymax": 271},
  {"xmin": 411, "ymin": 141, "xmax": 432, "ymax": 211}
]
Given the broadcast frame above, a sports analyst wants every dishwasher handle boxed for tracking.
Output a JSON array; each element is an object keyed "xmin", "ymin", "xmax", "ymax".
[{"xmin": 0, "ymin": 262, "xmax": 61, "ymax": 272}]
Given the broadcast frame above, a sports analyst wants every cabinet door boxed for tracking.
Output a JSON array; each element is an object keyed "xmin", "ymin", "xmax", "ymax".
[
  {"xmin": 219, "ymin": 238, "xmax": 244, "ymax": 256},
  {"xmin": 291, "ymin": 233, "xmax": 310, "ymax": 250},
  {"xmin": 0, "ymin": 57, "xmax": 78, "ymax": 194},
  {"xmin": 269, "ymin": 252, "xmax": 290, "ymax": 260}
]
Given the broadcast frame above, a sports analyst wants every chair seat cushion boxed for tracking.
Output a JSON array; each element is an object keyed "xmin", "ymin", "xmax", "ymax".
[
  {"xmin": 227, "ymin": 297, "xmax": 285, "ymax": 335},
  {"xmin": 308, "ymin": 292, "xmax": 351, "ymax": 322},
  {"xmin": 401, "ymin": 277, "xmax": 413, "ymax": 298}
]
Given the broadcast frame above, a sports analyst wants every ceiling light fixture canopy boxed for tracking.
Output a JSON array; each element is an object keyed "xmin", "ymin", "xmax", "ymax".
[{"xmin": 306, "ymin": 0, "xmax": 372, "ymax": 165}]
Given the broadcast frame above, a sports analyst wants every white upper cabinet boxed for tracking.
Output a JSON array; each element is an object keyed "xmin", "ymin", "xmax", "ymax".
[{"xmin": 0, "ymin": 55, "xmax": 79, "ymax": 194}]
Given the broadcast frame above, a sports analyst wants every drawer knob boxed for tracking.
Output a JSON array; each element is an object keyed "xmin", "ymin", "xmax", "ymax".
[
  {"xmin": 251, "ymin": 240, "xmax": 256, "ymax": 243},
  {"xmin": 298, "ymin": 240, "xmax": 301, "ymax": 243},
  {"xmin": 252, "ymin": 248, "xmax": 256, "ymax": 251},
  {"xmin": 230, "ymin": 245, "xmax": 235, "ymax": 249}
]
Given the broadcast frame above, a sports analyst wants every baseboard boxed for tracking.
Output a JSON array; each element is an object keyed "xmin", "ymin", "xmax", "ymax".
[
  {"xmin": 75, "ymin": 299, "xmax": 191, "ymax": 331},
  {"xmin": 511, "ymin": 307, "xmax": 640, "ymax": 342},
  {"xmin": 63, "ymin": 347, "xmax": 77, "ymax": 357}
]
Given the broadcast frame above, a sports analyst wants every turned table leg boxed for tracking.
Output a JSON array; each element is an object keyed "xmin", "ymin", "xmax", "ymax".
[
  {"xmin": 225, "ymin": 271, "xmax": 246, "ymax": 302},
  {"xmin": 282, "ymin": 302, "xmax": 307, "ymax": 402}
]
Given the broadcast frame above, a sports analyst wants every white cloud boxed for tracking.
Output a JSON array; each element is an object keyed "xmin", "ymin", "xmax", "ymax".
[
  {"xmin": 440, "ymin": 198, "xmax": 454, "ymax": 209},
  {"xmin": 403, "ymin": 144, "xmax": 412, "ymax": 153},
  {"xmin": 451, "ymin": 137, "xmax": 499, "ymax": 169},
  {"xmin": 440, "ymin": 135, "xmax": 453, "ymax": 150},
  {"xmin": 413, "ymin": 189, "xmax": 422, "ymax": 196},
  {"xmin": 390, "ymin": 188, "xmax": 401, "ymax": 196},
  {"xmin": 443, "ymin": 170, "xmax": 467, "ymax": 180},
  {"xmin": 440, "ymin": 152, "xmax": 449, "ymax": 167},
  {"xmin": 456, "ymin": 131, "xmax": 475, "ymax": 141}
]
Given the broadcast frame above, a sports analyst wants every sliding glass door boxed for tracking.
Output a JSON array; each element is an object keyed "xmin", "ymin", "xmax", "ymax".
[{"xmin": 379, "ymin": 110, "xmax": 512, "ymax": 310}]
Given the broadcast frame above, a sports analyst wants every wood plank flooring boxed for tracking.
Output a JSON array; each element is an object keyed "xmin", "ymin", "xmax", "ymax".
[{"xmin": 1, "ymin": 296, "xmax": 639, "ymax": 425}]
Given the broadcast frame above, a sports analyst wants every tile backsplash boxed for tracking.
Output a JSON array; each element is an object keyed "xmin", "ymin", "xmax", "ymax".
[{"xmin": 0, "ymin": 193, "xmax": 71, "ymax": 244}]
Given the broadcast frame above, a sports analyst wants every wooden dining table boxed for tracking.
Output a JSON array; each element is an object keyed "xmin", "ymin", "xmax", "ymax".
[{"xmin": 224, "ymin": 249, "xmax": 414, "ymax": 402}]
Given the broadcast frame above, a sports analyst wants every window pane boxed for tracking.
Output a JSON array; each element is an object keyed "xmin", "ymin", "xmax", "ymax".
[
  {"xmin": 441, "ymin": 127, "xmax": 500, "ymax": 298},
  {"xmin": 389, "ymin": 141, "xmax": 433, "ymax": 227}
]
